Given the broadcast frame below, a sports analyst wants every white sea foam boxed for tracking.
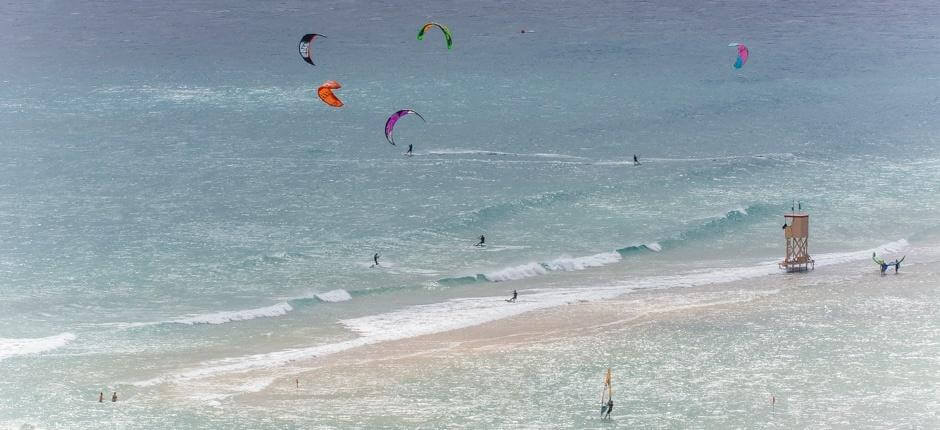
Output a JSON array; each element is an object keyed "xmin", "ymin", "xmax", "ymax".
[
  {"xmin": 170, "ymin": 303, "xmax": 293, "ymax": 325},
  {"xmin": 0, "ymin": 333, "xmax": 76, "ymax": 361},
  {"xmin": 315, "ymin": 289, "xmax": 352, "ymax": 303},
  {"xmin": 544, "ymin": 252, "xmax": 623, "ymax": 272},
  {"xmin": 484, "ymin": 262, "xmax": 548, "ymax": 282},
  {"xmin": 483, "ymin": 252, "xmax": 623, "ymax": 282},
  {"xmin": 133, "ymin": 240, "xmax": 907, "ymax": 390},
  {"xmin": 645, "ymin": 242, "xmax": 663, "ymax": 252}
]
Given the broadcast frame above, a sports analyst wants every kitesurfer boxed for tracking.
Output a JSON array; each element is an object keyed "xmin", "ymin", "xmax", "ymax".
[
  {"xmin": 894, "ymin": 257, "xmax": 904, "ymax": 273},
  {"xmin": 406, "ymin": 144, "xmax": 413, "ymax": 156},
  {"xmin": 475, "ymin": 235, "xmax": 485, "ymax": 247},
  {"xmin": 604, "ymin": 399, "xmax": 613, "ymax": 419},
  {"xmin": 507, "ymin": 290, "xmax": 517, "ymax": 302},
  {"xmin": 873, "ymin": 252, "xmax": 890, "ymax": 275},
  {"xmin": 633, "ymin": 154, "xmax": 640, "ymax": 166},
  {"xmin": 372, "ymin": 253, "xmax": 380, "ymax": 268}
]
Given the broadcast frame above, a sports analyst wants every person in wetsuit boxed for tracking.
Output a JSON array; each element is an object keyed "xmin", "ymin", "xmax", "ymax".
[
  {"xmin": 405, "ymin": 144, "xmax": 413, "ymax": 156},
  {"xmin": 475, "ymin": 235, "xmax": 485, "ymax": 247},
  {"xmin": 605, "ymin": 399, "xmax": 613, "ymax": 419},
  {"xmin": 508, "ymin": 290, "xmax": 517, "ymax": 302},
  {"xmin": 372, "ymin": 253, "xmax": 380, "ymax": 267}
]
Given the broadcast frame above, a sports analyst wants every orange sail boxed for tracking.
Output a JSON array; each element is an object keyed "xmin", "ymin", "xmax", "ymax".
[{"xmin": 317, "ymin": 80, "xmax": 343, "ymax": 107}]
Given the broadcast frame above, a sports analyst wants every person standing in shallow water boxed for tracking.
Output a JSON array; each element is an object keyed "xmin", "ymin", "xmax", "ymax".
[
  {"xmin": 372, "ymin": 253, "xmax": 380, "ymax": 268},
  {"xmin": 111, "ymin": 392, "xmax": 117, "ymax": 402},
  {"xmin": 99, "ymin": 392, "xmax": 104, "ymax": 403}
]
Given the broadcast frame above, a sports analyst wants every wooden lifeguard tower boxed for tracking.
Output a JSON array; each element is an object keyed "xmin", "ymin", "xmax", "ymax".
[{"xmin": 779, "ymin": 208, "xmax": 814, "ymax": 272}]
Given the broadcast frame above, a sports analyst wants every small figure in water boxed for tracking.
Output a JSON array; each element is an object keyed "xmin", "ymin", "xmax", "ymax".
[
  {"xmin": 405, "ymin": 144, "xmax": 413, "ymax": 156},
  {"xmin": 371, "ymin": 253, "xmax": 380, "ymax": 268},
  {"xmin": 295, "ymin": 378, "xmax": 299, "ymax": 389},
  {"xmin": 111, "ymin": 392, "xmax": 118, "ymax": 402},
  {"xmin": 99, "ymin": 392, "xmax": 104, "ymax": 403},
  {"xmin": 507, "ymin": 290, "xmax": 517, "ymax": 303},
  {"xmin": 633, "ymin": 154, "xmax": 640, "ymax": 166},
  {"xmin": 475, "ymin": 234, "xmax": 485, "ymax": 247},
  {"xmin": 604, "ymin": 399, "xmax": 613, "ymax": 419},
  {"xmin": 894, "ymin": 256, "xmax": 905, "ymax": 273},
  {"xmin": 871, "ymin": 252, "xmax": 903, "ymax": 276}
]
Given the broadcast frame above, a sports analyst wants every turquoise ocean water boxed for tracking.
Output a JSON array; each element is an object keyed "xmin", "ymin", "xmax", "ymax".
[{"xmin": 1, "ymin": 0, "xmax": 939, "ymax": 427}]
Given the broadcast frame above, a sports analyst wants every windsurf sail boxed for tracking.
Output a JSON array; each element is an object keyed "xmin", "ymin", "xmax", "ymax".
[{"xmin": 600, "ymin": 368, "xmax": 612, "ymax": 414}]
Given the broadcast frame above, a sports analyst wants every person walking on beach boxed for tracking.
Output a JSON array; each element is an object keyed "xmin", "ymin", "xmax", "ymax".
[
  {"xmin": 372, "ymin": 253, "xmax": 380, "ymax": 268},
  {"xmin": 111, "ymin": 392, "xmax": 117, "ymax": 402},
  {"xmin": 604, "ymin": 399, "xmax": 613, "ymax": 419},
  {"xmin": 475, "ymin": 234, "xmax": 485, "ymax": 247}
]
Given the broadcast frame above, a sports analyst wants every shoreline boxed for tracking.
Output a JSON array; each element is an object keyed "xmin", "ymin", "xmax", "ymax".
[{"xmin": 146, "ymin": 239, "xmax": 923, "ymax": 407}]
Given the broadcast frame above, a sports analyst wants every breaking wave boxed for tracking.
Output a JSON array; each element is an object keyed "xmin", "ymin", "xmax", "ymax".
[
  {"xmin": 314, "ymin": 289, "xmax": 352, "ymax": 303},
  {"xmin": 168, "ymin": 303, "xmax": 293, "ymax": 325},
  {"xmin": 0, "ymin": 333, "xmax": 76, "ymax": 361},
  {"xmin": 442, "ymin": 204, "xmax": 768, "ymax": 285}
]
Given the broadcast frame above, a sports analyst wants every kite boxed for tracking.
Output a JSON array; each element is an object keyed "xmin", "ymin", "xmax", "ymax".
[
  {"xmin": 317, "ymin": 80, "xmax": 343, "ymax": 107},
  {"xmin": 385, "ymin": 109, "xmax": 425, "ymax": 145},
  {"xmin": 299, "ymin": 33, "xmax": 326, "ymax": 65},
  {"xmin": 728, "ymin": 43, "xmax": 749, "ymax": 69},
  {"xmin": 417, "ymin": 22, "xmax": 453, "ymax": 50}
]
